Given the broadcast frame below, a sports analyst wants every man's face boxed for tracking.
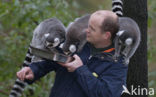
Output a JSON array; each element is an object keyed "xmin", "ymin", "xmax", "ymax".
[{"xmin": 86, "ymin": 15, "xmax": 106, "ymax": 46}]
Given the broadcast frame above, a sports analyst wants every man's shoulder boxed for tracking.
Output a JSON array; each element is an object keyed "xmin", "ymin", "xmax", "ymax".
[{"xmin": 95, "ymin": 55, "xmax": 128, "ymax": 74}]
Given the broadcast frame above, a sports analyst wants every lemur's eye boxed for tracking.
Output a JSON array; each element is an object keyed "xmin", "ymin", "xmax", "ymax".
[{"xmin": 75, "ymin": 42, "xmax": 80, "ymax": 47}]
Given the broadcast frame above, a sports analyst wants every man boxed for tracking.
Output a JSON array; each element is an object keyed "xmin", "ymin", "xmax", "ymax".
[{"xmin": 17, "ymin": 10, "xmax": 128, "ymax": 97}]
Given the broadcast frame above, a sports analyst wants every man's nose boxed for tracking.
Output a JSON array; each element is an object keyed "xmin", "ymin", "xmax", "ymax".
[{"xmin": 85, "ymin": 28, "xmax": 89, "ymax": 33}]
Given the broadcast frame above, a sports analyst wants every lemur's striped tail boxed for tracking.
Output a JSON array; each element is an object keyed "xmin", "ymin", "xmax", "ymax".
[
  {"xmin": 9, "ymin": 79, "xmax": 27, "ymax": 97},
  {"xmin": 112, "ymin": 0, "xmax": 123, "ymax": 17},
  {"xmin": 23, "ymin": 47, "xmax": 33, "ymax": 67},
  {"xmin": 9, "ymin": 47, "xmax": 33, "ymax": 97}
]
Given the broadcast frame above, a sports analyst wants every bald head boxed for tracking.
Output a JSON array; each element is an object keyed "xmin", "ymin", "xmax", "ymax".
[
  {"xmin": 91, "ymin": 10, "xmax": 119, "ymax": 41},
  {"xmin": 92, "ymin": 10, "xmax": 118, "ymax": 19}
]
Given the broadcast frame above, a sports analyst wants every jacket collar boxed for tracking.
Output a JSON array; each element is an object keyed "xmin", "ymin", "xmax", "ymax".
[
  {"xmin": 86, "ymin": 42, "xmax": 115, "ymax": 62},
  {"xmin": 87, "ymin": 42, "xmax": 115, "ymax": 55}
]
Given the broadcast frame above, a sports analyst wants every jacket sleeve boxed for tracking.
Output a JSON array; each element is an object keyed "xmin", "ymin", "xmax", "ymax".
[
  {"xmin": 26, "ymin": 60, "xmax": 59, "ymax": 84},
  {"xmin": 73, "ymin": 63, "xmax": 128, "ymax": 97}
]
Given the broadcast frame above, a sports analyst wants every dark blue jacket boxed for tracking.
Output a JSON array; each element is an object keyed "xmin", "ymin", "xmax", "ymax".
[{"xmin": 28, "ymin": 43, "xmax": 128, "ymax": 97}]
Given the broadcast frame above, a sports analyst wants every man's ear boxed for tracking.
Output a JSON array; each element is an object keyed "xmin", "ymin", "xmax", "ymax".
[{"xmin": 103, "ymin": 31, "xmax": 111, "ymax": 39}]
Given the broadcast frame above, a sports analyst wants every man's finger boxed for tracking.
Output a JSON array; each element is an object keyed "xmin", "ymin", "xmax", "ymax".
[
  {"xmin": 73, "ymin": 54, "xmax": 79, "ymax": 59},
  {"xmin": 25, "ymin": 74, "xmax": 34, "ymax": 80},
  {"xmin": 16, "ymin": 71, "xmax": 19, "ymax": 78},
  {"xmin": 21, "ymin": 69, "xmax": 27, "ymax": 81},
  {"xmin": 16, "ymin": 71, "xmax": 22, "ymax": 80},
  {"xmin": 58, "ymin": 62, "xmax": 66, "ymax": 67}
]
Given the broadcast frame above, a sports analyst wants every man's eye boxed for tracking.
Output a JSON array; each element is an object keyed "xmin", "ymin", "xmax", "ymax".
[
  {"xmin": 89, "ymin": 27, "xmax": 92, "ymax": 30},
  {"xmin": 89, "ymin": 27, "xmax": 93, "ymax": 32}
]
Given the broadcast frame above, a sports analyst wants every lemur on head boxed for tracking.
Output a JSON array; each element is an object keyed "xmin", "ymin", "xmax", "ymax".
[
  {"xmin": 112, "ymin": 0, "xmax": 141, "ymax": 65},
  {"xmin": 61, "ymin": 14, "xmax": 90, "ymax": 55},
  {"xmin": 9, "ymin": 18, "xmax": 66, "ymax": 97}
]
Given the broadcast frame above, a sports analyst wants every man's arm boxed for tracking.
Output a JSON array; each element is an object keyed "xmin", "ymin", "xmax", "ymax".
[{"xmin": 17, "ymin": 60, "xmax": 60, "ymax": 84}]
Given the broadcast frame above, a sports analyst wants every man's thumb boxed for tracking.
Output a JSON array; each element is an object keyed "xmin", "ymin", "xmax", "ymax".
[{"xmin": 73, "ymin": 54, "xmax": 78, "ymax": 58}]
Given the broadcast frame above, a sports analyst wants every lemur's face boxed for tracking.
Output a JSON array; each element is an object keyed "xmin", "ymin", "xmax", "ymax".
[
  {"xmin": 44, "ymin": 30, "xmax": 65, "ymax": 49},
  {"xmin": 60, "ymin": 14, "xmax": 90, "ymax": 55},
  {"xmin": 61, "ymin": 25, "xmax": 87, "ymax": 55},
  {"xmin": 61, "ymin": 38, "xmax": 80, "ymax": 55}
]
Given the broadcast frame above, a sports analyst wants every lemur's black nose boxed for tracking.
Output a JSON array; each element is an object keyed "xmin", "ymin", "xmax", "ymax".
[
  {"xmin": 64, "ymin": 51, "xmax": 71, "ymax": 55},
  {"xmin": 45, "ymin": 41, "xmax": 54, "ymax": 48}
]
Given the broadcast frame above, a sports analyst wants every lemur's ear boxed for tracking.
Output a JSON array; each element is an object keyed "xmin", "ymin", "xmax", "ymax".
[
  {"xmin": 116, "ymin": 30, "xmax": 125, "ymax": 36},
  {"xmin": 44, "ymin": 33, "xmax": 50, "ymax": 38}
]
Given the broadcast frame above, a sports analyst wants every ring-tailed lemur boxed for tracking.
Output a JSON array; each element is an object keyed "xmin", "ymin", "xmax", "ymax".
[
  {"xmin": 112, "ymin": 0, "xmax": 141, "ymax": 65},
  {"xmin": 61, "ymin": 14, "xmax": 90, "ymax": 55},
  {"xmin": 9, "ymin": 18, "xmax": 66, "ymax": 97},
  {"xmin": 114, "ymin": 17, "xmax": 141, "ymax": 65}
]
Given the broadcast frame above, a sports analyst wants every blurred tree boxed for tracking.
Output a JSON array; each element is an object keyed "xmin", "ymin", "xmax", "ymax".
[{"xmin": 122, "ymin": 0, "xmax": 148, "ymax": 97}]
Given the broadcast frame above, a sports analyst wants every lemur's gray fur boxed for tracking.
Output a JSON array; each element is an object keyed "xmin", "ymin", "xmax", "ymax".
[
  {"xmin": 9, "ymin": 18, "xmax": 66, "ymax": 97},
  {"xmin": 61, "ymin": 14, "xmax": 90, "ymax": 55},
  {"xmin": 114, "ymin": 17, "xmax": 141, "ymax": 65}
]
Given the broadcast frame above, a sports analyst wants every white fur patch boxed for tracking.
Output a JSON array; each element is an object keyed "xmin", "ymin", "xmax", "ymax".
[
  {"xmin": 44, "ymin": 33, "xmax": 50, "ymax": 38},
  {"xmin": 59, "ymin": 43, "xmax": 64, "ymax": 49},
  {"xmin": 53, "ymin": 38, "xmax": 60, "ymax": 47},
  {"xmin": 117, "ymin": 30, "xmax": 125, "ymax": 36},
  {"xmin": 112, "ymin": 0, "xmax": 123, "ymax": 5},
  {"xmin": 125, "ymin": 38, "xmax": 133, "ymax": 45},
  {"xmin": 69, "ymin": 44, "xmax": 76, "ymax": 53},
  {"xmin": 10, "ymin": 90, "xmax": 22, "ymax": 97},
  {"xmin": 114, "ymin": 11, "xmax": 123, "ymax": 16},
  {"xmin": 112, "ymin": 5, "xmax": 123, "ymax": 11}
]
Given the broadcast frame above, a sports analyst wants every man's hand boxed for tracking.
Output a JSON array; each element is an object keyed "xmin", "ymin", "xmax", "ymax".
[
  {"xmin": 59, "ymin": 54, "xmax": 83, "ymax": 72},
  {"xmin": 16, "ymin": 67, "xmax": 34, "ymax": 81}
]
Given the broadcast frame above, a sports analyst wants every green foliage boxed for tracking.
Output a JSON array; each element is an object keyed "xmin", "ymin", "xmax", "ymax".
[
  {"xmin": 148, "ymin": 0, "xmax": 156, "ymax": 27},
  {"xmin": 148, "ymin": 1, "xmax": 156, "ymax": 96},
  {"xmin": 148, "ymin": 71, "xmax": 156, "ymax": 97}
]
